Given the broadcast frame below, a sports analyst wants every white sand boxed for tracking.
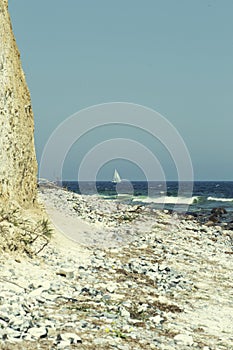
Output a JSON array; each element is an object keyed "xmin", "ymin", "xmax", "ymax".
[
  {"xmin": 45, "ymin": 204, "xmax": 102, "ymax": 246},
  {"xmin": 1, "ymin": 186, "xmax": 233, "ymax": 348},
  {"xmin": 38, "ymin": 187, "xmax": 156, "ymax": 249}
]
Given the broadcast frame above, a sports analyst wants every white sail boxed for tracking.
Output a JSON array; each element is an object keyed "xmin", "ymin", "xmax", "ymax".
[{"xmin": 112, "ymin": 169, "xmax": 121, "ymax": 183}]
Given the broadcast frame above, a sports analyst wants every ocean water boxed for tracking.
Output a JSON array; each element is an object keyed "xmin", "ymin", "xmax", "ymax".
[{"xmin": 62, "ymin": 181, "xmax": 233, "ymax": 214}]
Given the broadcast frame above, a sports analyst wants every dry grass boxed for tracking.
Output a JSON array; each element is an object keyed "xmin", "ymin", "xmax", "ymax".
[{"xmin": 0, "ymin": 207, "xmax": 52, "ymax": 256}]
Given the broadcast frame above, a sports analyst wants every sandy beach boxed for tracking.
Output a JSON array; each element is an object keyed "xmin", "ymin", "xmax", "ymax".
[
  {"xmin": 38, "ymin": 187, "xmax": 158, "ymax": 248},
  {"xmin": 0, "ymin": 186, "xmax": 233, "ymax": 349}
]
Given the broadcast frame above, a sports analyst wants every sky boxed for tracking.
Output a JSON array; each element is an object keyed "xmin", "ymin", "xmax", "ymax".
[{"xmin": 9, "ymin": 0, "xmax": 233, "ymax": 181}]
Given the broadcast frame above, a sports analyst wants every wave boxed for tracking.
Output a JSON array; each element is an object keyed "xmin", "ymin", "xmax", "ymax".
[
  {"xmin": 207, "ymin": 196, "xmax": 233, "ymax": 202},
  {"xmin": 132, "ymin": 196, "xmax": 199, "ymax": 205}
]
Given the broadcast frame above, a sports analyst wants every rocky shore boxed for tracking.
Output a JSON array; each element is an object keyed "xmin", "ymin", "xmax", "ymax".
[{"xmin": 0, "ymin": 187, "xmax": 233, "ymax": 349}]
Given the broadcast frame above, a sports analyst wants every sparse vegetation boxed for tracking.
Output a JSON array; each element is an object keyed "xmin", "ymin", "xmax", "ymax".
[{"xmin": 0, "ymin": 207, "xmax": 52, "ymax": 256}]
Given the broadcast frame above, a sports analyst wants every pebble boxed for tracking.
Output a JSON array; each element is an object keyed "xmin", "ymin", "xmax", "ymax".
[
  {"xmin": 56, "ymin": 268, "xmax": 75, "ymax": 279},
  {"xmin": 119, "ymin": 307, "xmax": 131, "ymax": 319},
  {"xmin": 27, "ymin": 326, "xmax": 48, "ymax": 339},
  {"xmin": 150, "ymin": 315, "xmax": 163, "ymax": 324},
  {"xmin": 106, "ymin": 283, "xmax": 117, "ymax": 293},
  {"xmin": 58, "ymin": 332, "xmax": 82, "ymax": 344},
  {"xmin": 174, "ymin": 334, "xmax": 194, "ymax": 346},
  {"xmin": 28, "ymin": 287, "xmax": 46, "ymax": 297},
  {"xmin": 0, "ymin": 187, "xmax": 232, "ymax": 349}
]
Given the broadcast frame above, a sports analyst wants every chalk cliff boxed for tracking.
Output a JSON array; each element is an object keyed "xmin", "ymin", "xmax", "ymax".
[{"xmin": 0, "ymin": 0, "xmax": 38, "ymax": 208}]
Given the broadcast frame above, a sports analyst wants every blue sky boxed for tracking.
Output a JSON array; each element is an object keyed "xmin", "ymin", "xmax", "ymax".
[{"xmin": 9, "ymin": 0, "xmax": 233, "ymax": 180}]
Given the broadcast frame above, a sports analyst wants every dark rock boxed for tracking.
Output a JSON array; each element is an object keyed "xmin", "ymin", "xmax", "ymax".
[
  {"xmin": 208, "ymin": 215, "xmax": 219, "ymax": 223},
  {"xmin": 211, "ymin": 207, "xmax": 227, "ymax": 216}
]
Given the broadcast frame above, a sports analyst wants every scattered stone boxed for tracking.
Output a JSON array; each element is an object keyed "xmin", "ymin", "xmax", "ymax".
[
  {"xmin": 106, "ymin": 283, "xmax": 117, "ymax": 293},
  {"xmin": 0, "ymin": 187, "xmax": 232, "ymax": 349},
  {"xmin": 27, "ymin": 327, "xmax": 48, "ymax": 339},
  {"xmin": 56, "ymin": 268, "xmax": 75, "ymax": 279},
  {"xmin": 57, "ymin": 332, "xmax": 82, "ymax": 344},
  {"xmin": 28, "ymin": 287, "xmax": 45, "ymax": 298},
  {"xmin": 119, "ymin": 307, "xmax": 131, "ymax": 319},
  {"xmin": 174, "ymin": 333, "xmax": 194, "ymax": 346},
  {"xmin": 150, "ymin": 315, "xmax": 163, "ymax": 324}
]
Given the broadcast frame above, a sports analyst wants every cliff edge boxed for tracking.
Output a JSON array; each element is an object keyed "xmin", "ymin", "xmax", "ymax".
[{"xmin": 0, "ymin": 0, "xmax": 38, "ymax": 208}]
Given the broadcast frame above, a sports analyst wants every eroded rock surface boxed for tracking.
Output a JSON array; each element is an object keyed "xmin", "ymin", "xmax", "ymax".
[{"xmin": 0, "ymin": 0, "xmax": 37, "ymax": 208}]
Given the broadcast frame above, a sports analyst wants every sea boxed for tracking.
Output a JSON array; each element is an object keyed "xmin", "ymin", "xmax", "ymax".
[{"xmin": 62, "ymin": 181, "xmax": 233, "ymax": 215}]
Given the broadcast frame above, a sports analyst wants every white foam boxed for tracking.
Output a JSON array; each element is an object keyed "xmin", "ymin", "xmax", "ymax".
[
  {"xmin": 132, "ymin": 196, "xmax": 198, "ymax": 205},
  {"xmin": 207, "ymin": 196, "xmax": 233, "ymax": 202}
]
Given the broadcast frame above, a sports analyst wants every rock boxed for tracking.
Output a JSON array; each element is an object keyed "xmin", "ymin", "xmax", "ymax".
[
  {"xmin": 5, "ymin": 329, "xmax": 21, "ymax": 339},
  {"xmin": 174, "ymin": 334, "xmax": 194, "ymax": 346},
  {"xmin": 138, "ymin": 303, "xmax": 148, "ymax": 313},
  {"xmin": 106, "ymin": 283, "xmax": 117, "ymax": 293},
  {"xmin": 58, "ymin": 332, "xmax": 82, "ymax": 344},
  {"xmin": 211, "ymin": 207, "xmax": 227, "ymax": 216},
  {"xmin": 0, "ymin": 313, "xmax": 9, "ymax": 323},
  {"xmin": 119, "ymin": 307, "xmax": 130, "ymax": 318},
  {"xmin": 205, "ymin": 220, "xmax": 216, "ymax": 226},
  {"xmin": 158, "ymin": 264, "xmax": 170, "ymax": 272},
  {"xmin": 150, "ymin": 315, "xmax": 163, "ymax": 324},
  {"xmin": 28, "ymin": 287, "xmax": 45, "ymax": 298},
  {"xmin": 122, "ymin": 300, "xmax": 132, "ymax": 308},
  {"xmin": 0, "ymin": 319, "xmax": 8, "ymax": 328},
  {"xmin": 117, "ymin": 345, "xmax": 130, "ymax": 350},
  {"xmin": 56, "ymin": 268, "xmax": 75, "ymax": 279},
  {"xmin": 41, "ymin": 292, "xmax": 60, "ymax": 302},
  {"xmin": 103, "ymin": 312, "xmax": 118, "ymax": 319},
  {"xmin": 1, "ymin": 183, "xmax": 233, "ymax": 350},
  {"xmin": 8, "ymin": 317, "xmax": 27, "ymax": 331},
  {"xmin": 208, "ymin": 215, "xmax": 219, "ymax": 223},
  {"xmin": 0, "ymin": 0, "xmax": 38, "ymax": 207},
  {"xmin": 56, "ymin": 340, "xmax": 71, "ymax": 349},
  {"xmin": 27, "ymin": 327, "xmax": 48, "ymax": 339}
]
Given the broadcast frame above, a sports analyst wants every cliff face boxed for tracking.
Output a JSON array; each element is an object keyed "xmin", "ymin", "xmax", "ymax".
[{"xmin": 0, "ymin": 0, "xmax": 38, "ymax": 208}]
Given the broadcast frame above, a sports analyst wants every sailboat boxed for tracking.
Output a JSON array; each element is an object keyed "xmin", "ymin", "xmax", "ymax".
[{"xmin": 112, "ymin": 169, "xmax": 121, "ymax": 183}]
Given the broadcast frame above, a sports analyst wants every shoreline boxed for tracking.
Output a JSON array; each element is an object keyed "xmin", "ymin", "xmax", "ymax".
[
  {"xmin": 0, "ymin": 186, "xmax": 233, "ymax": 349},
  {"xmin": 38, "ymin": 186, "xmax": 160, "ymax": 248}
]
